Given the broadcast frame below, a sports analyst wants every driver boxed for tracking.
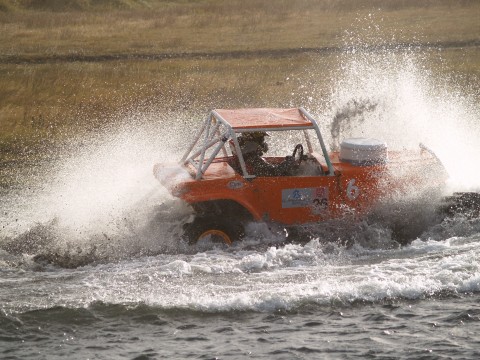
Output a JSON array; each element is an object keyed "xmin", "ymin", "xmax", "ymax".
[{"xmin": 238, "ymin": 132, "xmax": 291, "ymax": 177}]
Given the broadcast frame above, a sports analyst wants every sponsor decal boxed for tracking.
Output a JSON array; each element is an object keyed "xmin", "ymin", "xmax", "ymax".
[
  {"xmin": 311, "ymin": 186, "xmax": 329, "ymax": 214},
  {"xmin": 227, "ymin": 180, "xmax": 244, "ymax": 189},
  {"xmin": 282, "ymin": 187, "xmax": 329, "ymax": 213}
]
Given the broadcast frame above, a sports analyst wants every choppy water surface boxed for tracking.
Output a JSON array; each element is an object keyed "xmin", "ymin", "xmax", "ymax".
[
  {"xmin": 2, "ymin": 32, "xmax": 480, "ymax": 359},
  {"xmin": 2, "ymin": 234, "xmax": 480, "ymax": 359}
]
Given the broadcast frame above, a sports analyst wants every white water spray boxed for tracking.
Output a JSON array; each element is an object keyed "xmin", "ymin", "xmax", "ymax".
[
  {"xmin": 1, "ymin": 110, "xmax": 199, "ymax": 262},
  {"xmin": 321, "ymin": 44, "xmax": 480, "ymax": 190}
]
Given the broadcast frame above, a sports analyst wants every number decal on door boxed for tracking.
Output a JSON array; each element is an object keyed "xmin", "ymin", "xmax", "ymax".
[{"xmin": 346, "ymin": 179, "xmax": 360, "ymax": 200}]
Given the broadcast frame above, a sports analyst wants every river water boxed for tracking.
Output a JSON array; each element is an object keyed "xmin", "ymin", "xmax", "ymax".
[
  {"xmin": 2, "ymin": 222, "xmax": 480, "ymax": 359},
  {"xmin": 2, "ymin": 47, "xmax": 480, "ymax": 359}
]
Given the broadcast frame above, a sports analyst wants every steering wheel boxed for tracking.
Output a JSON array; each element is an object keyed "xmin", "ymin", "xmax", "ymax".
[{"xmin": 292, "ymin": 144, "xmax": 304, "ymax": 165}]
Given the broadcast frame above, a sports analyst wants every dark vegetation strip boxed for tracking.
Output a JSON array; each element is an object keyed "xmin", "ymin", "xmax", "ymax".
[{"xmin": 2, "ymin": 40, "xmax": 479, "ymax": 65}]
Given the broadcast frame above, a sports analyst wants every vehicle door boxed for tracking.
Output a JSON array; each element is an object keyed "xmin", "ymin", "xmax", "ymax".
[{"xmin": 250, "ymin": 174, "xmax": 341, "ymax": 225}]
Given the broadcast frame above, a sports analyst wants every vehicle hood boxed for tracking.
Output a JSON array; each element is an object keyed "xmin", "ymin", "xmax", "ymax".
[{"xmin": 153, "ymin": 163, "xmax": 192, "ymax": 191}]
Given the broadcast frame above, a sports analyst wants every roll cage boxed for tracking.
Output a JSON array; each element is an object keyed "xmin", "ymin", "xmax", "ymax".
[{"xmin": 181, "ymin": 108, "xmax": 335, "ymax": 180}]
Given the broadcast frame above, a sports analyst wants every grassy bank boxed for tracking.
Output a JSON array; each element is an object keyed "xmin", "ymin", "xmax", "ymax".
[
  {"xmin": 0, "ymin": 54, "xmax": 322, "ymax": 144},
  {"xmin": 1, "ymin": 1, "xmax": 479, "ymax": 58},
  {"xmin": 0, "ymin": 0, "xmax": 479, "ymax": 167}
]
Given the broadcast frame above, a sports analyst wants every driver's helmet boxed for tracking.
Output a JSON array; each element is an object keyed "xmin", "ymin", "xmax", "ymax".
[{"xmin": 239, "ymin": 131, "xmax": 269, "ymax": 155}]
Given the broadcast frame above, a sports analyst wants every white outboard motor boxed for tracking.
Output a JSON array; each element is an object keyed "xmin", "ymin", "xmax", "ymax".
[{"xmin": 340, "ymin": 138, "xmax": 387, "ymax": 166}]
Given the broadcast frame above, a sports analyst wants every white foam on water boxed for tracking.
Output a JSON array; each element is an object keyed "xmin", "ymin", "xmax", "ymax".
[{"xmin": 3, "ymin": 234, "xmax": 478, "ymax": 314}]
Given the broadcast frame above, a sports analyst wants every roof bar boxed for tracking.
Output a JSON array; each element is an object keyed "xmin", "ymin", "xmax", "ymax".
[{"xmin": 299, "ymin": 107, "xmax": 335, "ymax": 176}]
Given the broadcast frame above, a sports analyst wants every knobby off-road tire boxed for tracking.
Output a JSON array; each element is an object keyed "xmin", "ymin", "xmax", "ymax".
[{"xmin": 183, "ymin": 216, "xmax": 245, "ymax": 246}]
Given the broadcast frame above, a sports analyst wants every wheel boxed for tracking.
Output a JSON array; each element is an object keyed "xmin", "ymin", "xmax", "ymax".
[{"xmin": 183, "ymin": 216, "xmax": 244, "ymax": 246}]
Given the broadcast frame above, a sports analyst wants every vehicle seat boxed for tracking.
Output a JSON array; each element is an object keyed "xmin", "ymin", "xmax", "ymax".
[{"xmin": 296, "ymin": 155, "xmax": 325, "ymax": 176}]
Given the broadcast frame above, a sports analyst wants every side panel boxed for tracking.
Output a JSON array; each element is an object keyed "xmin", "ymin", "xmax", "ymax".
[
  {"xmin": 336, "ymin": 166, "xmax": 386, "ymax": 216},
  {"xmin": 180, "ymin": 176, "xmax": 265, "ymax": 221},
  {"xmin": 175, "ymin": 161, "xmax": 388, "ymax": 225},
  {"xmin": 248, "ymin": 166, "xmax": 386, "ymax": 225},
  {"xmin": 249, "ymin": 176, "xmax": 340, "ymax": 224}
]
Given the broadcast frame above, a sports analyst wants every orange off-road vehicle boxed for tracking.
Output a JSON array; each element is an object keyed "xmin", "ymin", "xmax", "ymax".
[{"xmin": 154, "ymin": 108, "xmax": 448, "ymax": 245}]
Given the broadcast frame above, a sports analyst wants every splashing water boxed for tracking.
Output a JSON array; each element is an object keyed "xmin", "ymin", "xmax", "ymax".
[
  {"xmin": 1, "ymin": 30, "xmax": 480, "ymax": 266},
  {"xmin": 1, "ymin": 110, "xmax": 200, "ymax": 264},
  {"xmin": 320, "ymin": 38, "xmax": 480, "ymax": 190}
]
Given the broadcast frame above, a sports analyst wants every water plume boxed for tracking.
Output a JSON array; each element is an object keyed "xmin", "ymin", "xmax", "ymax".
[
  {"xmin": 317, "ymin": 17, "xmax": 480, "ymax": 191},
  {"xmin": 302, "ymin": 15, "xmax": 480, "ymax": 245},
  {"xmin": 1, "ymin": 109, "xmax": 198, "ymax": 266}
]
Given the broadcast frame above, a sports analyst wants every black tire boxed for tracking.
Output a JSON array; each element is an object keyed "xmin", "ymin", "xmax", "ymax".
[{"xmin": 183, "ymin": 216, "xmax": 244, "ymax": 246}]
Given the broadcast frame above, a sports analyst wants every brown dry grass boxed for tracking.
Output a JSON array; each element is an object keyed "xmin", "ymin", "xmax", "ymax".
[
  {"xmin": 1, "ymin": 0, "xmax": 479, "ymax": 57},
  {"xmin": 0, "ymin": 0, "xmax": 479, "ymax": 166}
]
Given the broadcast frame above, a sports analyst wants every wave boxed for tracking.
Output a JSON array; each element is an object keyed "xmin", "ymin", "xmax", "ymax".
[{"xmin": 2, "ymin": 233, "xmax": 480, "ymax": 316}]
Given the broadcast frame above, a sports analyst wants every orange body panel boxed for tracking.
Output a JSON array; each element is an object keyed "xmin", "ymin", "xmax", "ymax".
[{"xmin": 154, "ymin": 149, "xmax": 443, "ymax": 226}]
